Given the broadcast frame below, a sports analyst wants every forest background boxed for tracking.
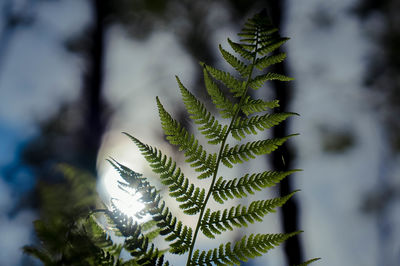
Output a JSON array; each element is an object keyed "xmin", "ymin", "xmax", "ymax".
[{"xmin": 0, "ymin": 0, "xmax": 399, "ymax": 265}]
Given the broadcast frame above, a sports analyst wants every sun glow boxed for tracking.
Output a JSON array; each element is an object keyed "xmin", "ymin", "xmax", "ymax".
[{"xmin": 101, "ymin": 165, "xmax": 148, "ymax": 220}]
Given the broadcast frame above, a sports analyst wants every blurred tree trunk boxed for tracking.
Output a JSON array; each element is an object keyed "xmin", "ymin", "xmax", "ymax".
[
  {"xmin": 81, "ymin": 0, "xmax": 107, "ymax": 174},
  {"xmin": 20, "ymin": 0, "xmax": 109, "ymax": 212},
  {"xmin": 354, "ymin": 1, "xmax": 400, "ymax": 265},
  {"xmin": 266, "ymin": 1, "xmax": 304, "ymax": 265}
]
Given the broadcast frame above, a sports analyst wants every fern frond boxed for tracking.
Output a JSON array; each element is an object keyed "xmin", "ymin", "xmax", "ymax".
[
  {"xmin": 104, "ymin": 206, "xmax": 142, "ymax": 238},
  {"xmin": 228, "ymin": 38, "xmax": 255, "ymax": 60},
  {"xmin": 135, "ymin": 249, "xmax": 169, "ymax": 266},
  {"xmin": 114, "ymin": 216, "xmax": 168, "ymax": 266},
  {"xmin": 255, "ymin": 52, "xmax": 287, "ymax": 71},
  {"xmin": 86, "ymin": 216, "xmax": 121, "ymax": 254},
  {"xmin": 106, "ymin": 166, "xmax": 192, "ymax": 256},
  {"xmin": 258, "ymin": 37, "xmax": 290, "ymax": 56},
  {"xmin": 212, "ymin": 169, "xmax": 301, "ymax": 203},
  {"xmin": 221, "ymin": 134, "xmax": 297, "ymax": 168},
  {"xmin": 202, "ymin": 63, "xmax": 245, "ymax": 97},
  {"xmin": 125, "ymin": 232, "xmax": 150, "ymax": 260},
  {"xmin": 176, "ymin": 77, "xmax": 228, "ymax": 143},
  {"xmin": 219, "ymin": 45, "xmax": 250, "ymax": 77},
  {"xmin": 241, "ymin": 96, "xmax": 280, "ymax": 115},
  {"xmin": 231, "ymin": 112, "xmax": 298, "ymax": 141},
  {"xmin": 105, "ymin": 196, "xmax": 169, "ymax": 264},
  {"xmin": 139, "ymin": 219, "xmax": 162, "ymax": 242},
  {"xmin": 108, "ymin": 159, "xmax": 162, "ymax": 220},
  {"xmin": 191, "ymin": 231, "xmax": 301, "ymax": 265},
  {"xmin": 201, "ymin": 191, "xmax": 297, "ymax": 238},
  {"xmin": 157, "ymin": 97, "xmax": 218, "ymax": 178},
  {"xmin": 123, "ymin": 133, "xmax": 205, "ymax": 214},
  {"xmin": 202, "ymin": 68, "xmax": 237, "ymax": 119},
  {"xmin": 108, "ymin": 158, "xmax": 147, "ymax": 188},
  {"xmin": 249, "ymin": 72, "xmax": 294, "ymax": 90},
  {"xmin": 111, "ymin": 10, "xmax": 316, "ymax": 266},
  {"xmin": 151, "ymin": 201, "xmax": 193, "ymax": 254},
  {"xmin": 125, "ymin": 231, "xmax": 168, "ymax": 266}
]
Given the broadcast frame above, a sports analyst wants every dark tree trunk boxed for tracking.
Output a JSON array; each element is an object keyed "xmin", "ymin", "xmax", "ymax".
[
  {"xmin": 81, "ymin": 0, "xmax": 107, "ymax": 174},
  {"xmin": 354, "ymin": 1, "xmax": 400, "ymax": 265},
  {"xmin": 266, "ymin": 1, "xmax": 304, "ymax": 264}
]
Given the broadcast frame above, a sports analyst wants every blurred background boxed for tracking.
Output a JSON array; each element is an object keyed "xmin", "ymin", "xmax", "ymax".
[{"xmin": 0, "ymin": 0, "xmax": 399, "ymax": 265}]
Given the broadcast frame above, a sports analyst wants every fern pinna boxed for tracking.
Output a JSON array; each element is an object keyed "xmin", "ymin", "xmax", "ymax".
[{"xmin": 109, "ymin": 11, "xmax": 319, "ymax": 266}]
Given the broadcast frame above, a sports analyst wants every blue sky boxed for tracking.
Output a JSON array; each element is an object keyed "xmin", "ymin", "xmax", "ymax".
[{"xmin": 1, "ymin": 0, "xmax": 399, "ymax": 265}]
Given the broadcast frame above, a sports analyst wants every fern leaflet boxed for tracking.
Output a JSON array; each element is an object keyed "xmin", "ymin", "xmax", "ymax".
[
  {"xmin": 200, "ymin": 191, "xmax": 297, "ymax": 238},
  {"xmin": 212, "ymin": 169, "xmax": 302, "ymax": 203},
  {"xmin": 190, "ymin": 232, "xmax": 301, "ymax": 266}
]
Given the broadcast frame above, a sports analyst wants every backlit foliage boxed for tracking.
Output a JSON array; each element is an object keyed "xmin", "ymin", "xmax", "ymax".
[{"xmin": 25, "ymin": 11, "xmax": 319, "ymax": 266}]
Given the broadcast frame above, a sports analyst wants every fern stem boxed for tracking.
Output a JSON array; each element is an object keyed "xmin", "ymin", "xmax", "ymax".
[{"xmin": 186, "ymin": 32, "xmax": 260, "ymax": 266}]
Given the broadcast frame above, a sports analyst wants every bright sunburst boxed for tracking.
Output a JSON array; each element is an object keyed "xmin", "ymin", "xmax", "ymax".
[{"xmin": 101, "ymin": 165, "xmax": 147, "ymax": 220}]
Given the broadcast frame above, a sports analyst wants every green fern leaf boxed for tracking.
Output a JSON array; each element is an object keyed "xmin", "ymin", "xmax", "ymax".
[
  {"xmin": 202, "ymin": 67, "xmax": 237, "ymax": 119},
  {"xmin": 110, "ymin": 174, "xmax": 192, "ymax": 256},
  {"xmin": 176, "ymin": 77, "xmax": 228, "ymax": 143},
  {"xmin": 103, "ymin": 10, "xmax": 317, "ymax": 266},
  {"xmin": 201, "ymin": 191, "xmax": 297, "ymax": 238},
  {"xmin": 258, "ymin": 37, "xmax": 290, "ymax": 56},
  {"xmin": 231, "ymin": 112, "xmax": 298, "ymax": 141},
  {"xmin": 191, "ymin": 231, "xmax": 301, "ymax": 265},
  {"xmin": 151, "ymin": 202, "xmax": 193, "ymax": 254},
  {"xmin": 254, "ymin": 52, "xmax": 287, "ymax": 70},
  {"xmin": 157, "ymin": 97, "xmax": 218, "ymax": 177},
  {"xmin": 86, "ymin": 216, "xmax": 120, "ymax": 253},
  {"xmin": 108, "ymin": 158, "xmax": 149, "ymax": 190},
  {"xmin": 241, "ymin": 96, "xmax": 280, "ymax": 115},
  {"xmin": 249, "ymin": 72, "xmax": 294, "ymax": 90},
  {"xmin": 124, "ymin": 133, "xmax": 205, "ymax": 214},
  {"xmin": 103, "ymin": 208, "xmax": 169, "ymax": 265},
  {"xmin": 221, "ymin": 134, "xmax": 297, "ymax": 168},
  {"xmin": 105, "ymin": 207, "xmax": 144, "ymax": 238},
  {"xmin": 219, "ymin": 45, "xmax": 251, "ymax": 77},
  {"xmin": 202, "ymin": 63, "xmax": 245, "ymax": 97},
  {"xmin": 212, "ymin": 169, "xmax": 301, "ymax": 203},
  {"xmin": 111, "ymin": 168, "xmax": 193, "ymax": 256},
  {"xmin": 228, "ymin": 38, "xmax": 255, "ymax": 60}
]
